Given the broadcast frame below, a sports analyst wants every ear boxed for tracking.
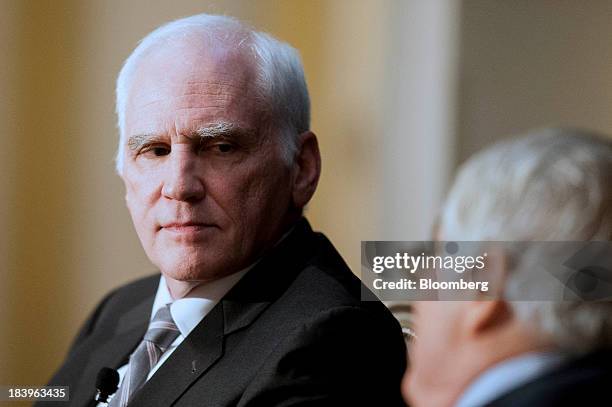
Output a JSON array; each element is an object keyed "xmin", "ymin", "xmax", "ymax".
[
  {"xmin": 463, "ymin": 247, "xmax": 513, "ymax": 337},
  {"xmin": 463, "ymin": 299, "xmax": 512, "ymax": 340},
  {"xmin": 291, "ymin": 131, "xmax": 321, "ymax": 209}
]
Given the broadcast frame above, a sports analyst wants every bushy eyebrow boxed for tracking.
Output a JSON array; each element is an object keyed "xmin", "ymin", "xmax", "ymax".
[
  {"xmin": 126, "ymin": 122, "xmax": 258, "ymax": 151},
  {"xmin": 195, "ymin": 122, "xmax": 257, "ymax": 143},
  {"xmin": 127, "ymin": 134, "xmax": 162, "ymax": 151}
]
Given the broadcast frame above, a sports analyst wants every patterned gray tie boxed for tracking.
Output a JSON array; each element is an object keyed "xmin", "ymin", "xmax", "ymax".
[{"xmin": 109, "ymin": 304, "xmax": 180, "ymax": 407}]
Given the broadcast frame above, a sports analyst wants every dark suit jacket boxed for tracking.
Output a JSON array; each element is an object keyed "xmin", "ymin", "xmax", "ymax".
[
  {"xmin": 487, "ymin": 349, "xmax": 612, "ymax": 406},
  {"xmin": 41, "ymin": 219, "xmax": 407, "ymax": 406}
]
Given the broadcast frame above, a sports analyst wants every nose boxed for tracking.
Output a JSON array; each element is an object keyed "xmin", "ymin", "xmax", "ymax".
[{"xmin": 161, "ymin": 147, "xmax": 205, "ymax": 202}]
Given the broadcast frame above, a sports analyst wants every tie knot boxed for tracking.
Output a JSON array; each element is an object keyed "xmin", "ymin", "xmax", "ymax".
[{"xmin": 144, "ymin": 304, "xmax": 180, "ymax": 351}]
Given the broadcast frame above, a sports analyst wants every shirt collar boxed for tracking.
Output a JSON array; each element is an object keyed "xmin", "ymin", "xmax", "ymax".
[
  {"xmin": 455, "ymin": 351, "xmax": 567, "ymax": 407},
  {"xmin": 150, "ymin": 268, "xmax": 249, "ymax": 338}
]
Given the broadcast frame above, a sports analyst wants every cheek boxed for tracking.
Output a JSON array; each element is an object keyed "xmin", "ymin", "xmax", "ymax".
[
  {"xmin": 409, "ymin": 303, "xmax": 454, "ymax": 370},
  {"xmin": 124, "ymin": 163, "xmax": 161, "ymax": 199},
  {"xmin": 220, "ymin": 161, "xmax": 291, "ymax": 217},
  {"xmin": 401, "ymin": 363, "xmax": 416, "ymax": 405},
  {"xmin": 403, "ymin": 323, "xmax": 441, "ymax": 404},
  {"xmin": 123, "ymin": 172, "xmax": 160, "ymax": 230}
]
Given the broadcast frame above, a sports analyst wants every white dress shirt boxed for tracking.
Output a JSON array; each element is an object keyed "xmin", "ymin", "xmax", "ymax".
[
  {"xmin": 100, "ymin": 269, "xmax": 248, "ymax": 405},
  {"xmin": 455, "ymin": 351, "xmax": 567, "ymax": 407}
]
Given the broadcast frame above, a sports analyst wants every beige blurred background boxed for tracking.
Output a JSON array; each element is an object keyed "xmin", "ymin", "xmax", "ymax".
[{"xmin": 2, "ymin": 0, "xmax": 612, "ymax": 388}]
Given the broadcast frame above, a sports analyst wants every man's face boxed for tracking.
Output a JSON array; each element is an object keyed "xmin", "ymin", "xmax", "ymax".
[{"xmin": 121, "ymin": 43, "xmax": 296, "ymax": 283}]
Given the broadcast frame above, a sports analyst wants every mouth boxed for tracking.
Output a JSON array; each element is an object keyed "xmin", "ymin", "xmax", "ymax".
[{"xmin": 159, "ymin": 222, "xmax": 218, "ymax": 234}]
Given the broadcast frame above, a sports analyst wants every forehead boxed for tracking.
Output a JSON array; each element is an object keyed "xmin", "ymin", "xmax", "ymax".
[
  {"xmin": 134, "ymin": 39, "xmax": 255, "ymax": 90},
  {"xmin": 125, "ymin": 40, "xmax": 262, "ymax": 134}
]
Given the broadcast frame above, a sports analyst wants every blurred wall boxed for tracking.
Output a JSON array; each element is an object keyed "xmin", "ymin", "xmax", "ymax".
[
  {"xmin": 3, "ymin": 0, "xmax": 612, "ymax": 388},
  {"xmin": 381, "ymin": 0, "xmax": 459, "ymax": 240},
  {"xmin": 458, "ymin": 0, "xmax": 612, "ymax": 163},
  {"xmin": 3, "ymin": 0, "xmax": 84, "ymax": 386},
  {"xmin": 0, "ymin": 0, "xmax": 18, "ymax": 386}
]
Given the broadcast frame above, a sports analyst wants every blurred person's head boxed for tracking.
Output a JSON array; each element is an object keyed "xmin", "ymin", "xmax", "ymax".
[
  {"xmin": 115, "ymin": 14, "xmax": 320, "ymax": 298},
  {"xmin": 403, "ymin": 128, "xmax": 612, "ymax": 407}
]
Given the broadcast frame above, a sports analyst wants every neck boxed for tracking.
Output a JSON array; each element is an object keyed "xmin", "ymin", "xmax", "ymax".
[
  {"xmin": 166, "ymin": 278, "xmax": 207, "ymax": 299},
  {"xmin": 446, "ymin": 334, "xmax": 553, "ymax": 407}
]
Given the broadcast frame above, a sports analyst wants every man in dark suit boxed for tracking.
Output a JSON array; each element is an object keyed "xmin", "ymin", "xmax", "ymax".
[
  {"xmin": 41, "ymin": 13, "xmax": 406, "ymax": 407},
  {"xmin": 402, "ymin": 128, "xmax": 612, "ymax": 407}
]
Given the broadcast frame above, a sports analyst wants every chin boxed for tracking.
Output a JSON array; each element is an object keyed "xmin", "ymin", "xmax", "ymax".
[
  {"xmin": 157, "ymin": 256, "xmax": 232, "ymax": 283},
  {"xmin": 162, "ymin": 265, "xmax": 213, "ymax": 282}
]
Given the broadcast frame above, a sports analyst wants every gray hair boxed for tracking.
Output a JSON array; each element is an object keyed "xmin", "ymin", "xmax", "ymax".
[
  {"xmin": 115, "ymin": 14, "xmax": 310, "ymax": 174},
  {"xmin": 440, "ymin": 127, "xmax": 612, "ymax": 352}
]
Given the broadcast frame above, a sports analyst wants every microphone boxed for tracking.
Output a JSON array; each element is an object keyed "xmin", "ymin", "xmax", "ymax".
[{"xmin": 95, "ymin": 367, "xmax": 120, "ymax": 403}]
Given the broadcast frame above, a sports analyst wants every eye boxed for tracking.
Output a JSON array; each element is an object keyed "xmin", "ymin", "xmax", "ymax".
[
  {"xmin": 200, "ymin": 142, "xmax": 235, "ymax": 154},
  {"xmin": 216, "ymin": 143, "xmax": 234, "ymax": 153},
  {"xmin": 140, "ymin": 144, "xmax": 170, "ymax": 157},
  {"xmin": 152, "ymin": 146, "xmax": 170, "ymax": 156}
]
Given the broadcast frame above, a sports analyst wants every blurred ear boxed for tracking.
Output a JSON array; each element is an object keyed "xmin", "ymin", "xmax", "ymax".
[
  {"xmin": 464, "ymin": 247, "xmax": 513, "ymax": 337},
  {"xmin": 464, "ymin": 299, "xmax": 512, "ymax": 339},
  {"xmin": 291, "ymin": 131, "xmax": 321, "ymax": 209}
]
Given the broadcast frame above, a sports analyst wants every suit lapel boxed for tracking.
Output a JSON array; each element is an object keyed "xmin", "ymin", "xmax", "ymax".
[
  {"xmin": 74, "ymin": 297, "xmax": 152, "ymax": 407},
  {"xmin": 127, "ymin": 301, "xmax": 225, "ymax": 406},
  {"xmin": 220, "ymin": 218, "xmax": 317, "ymax": 334}
]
